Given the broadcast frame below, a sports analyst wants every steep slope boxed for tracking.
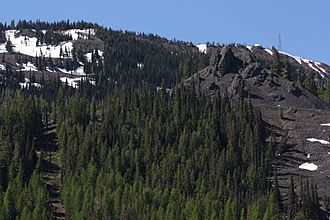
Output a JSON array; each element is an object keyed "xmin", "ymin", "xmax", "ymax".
[{"xmin": 184, "ymin": 45, "xmax": 330, "ymax": 212}]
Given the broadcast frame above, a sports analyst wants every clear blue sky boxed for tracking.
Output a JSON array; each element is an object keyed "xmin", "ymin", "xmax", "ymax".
[{"xmin": 1, "ymin": 0, "xmax": 329, "ymax": 63}]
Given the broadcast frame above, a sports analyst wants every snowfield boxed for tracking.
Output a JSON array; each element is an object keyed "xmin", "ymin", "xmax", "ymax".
[
  {"xmin": 0, "ymin": 29, "xmax": 97, "ymax": 59},
  {"xmin": 0, "ymin": 30, "xmax": 73, "ymax": 58},
  {"xmin": 299, "ymin": 162, "xmax": 318, "ymax": 171},
  {"xmin": 306, "ymin": 138, "xmax": 330, "ymax": 145}
]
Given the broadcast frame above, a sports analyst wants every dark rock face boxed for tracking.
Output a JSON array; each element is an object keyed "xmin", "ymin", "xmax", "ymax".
[
  {"xmin": 183, "ymin": 45, "xmax": 330, "ymax": 207},
  {"xmin": 217, "ymin": 47, "xmax": 243, "ymax": 76},
  {"xmin": 209, "ymin": 49, "xmax": 222, "ymax": 66},
  {"xmin": 267, "ymin": 92, "xmax": 283, "ymax": 102},
  {"xmin": 228, "ymin": 75, "xmax": 245, "ymax": 97},
  {"xmin": 242, "ymin": 63, "xmax": 262, "ymax": 78}
]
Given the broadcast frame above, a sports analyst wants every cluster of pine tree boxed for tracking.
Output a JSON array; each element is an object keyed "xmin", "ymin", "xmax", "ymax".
[
  {"xmin": 51, "ymin": 84, "xmax": 286, "ymax": 219},
  {"xmin": 0, "ymin": 90, "xmax": 48, "ymax": 219},
  {"xmin": 0, "ymin": 20, "xmax": 328, "ymax": 219}
]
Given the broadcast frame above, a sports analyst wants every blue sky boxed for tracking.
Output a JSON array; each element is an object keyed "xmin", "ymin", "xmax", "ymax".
[{"xmin": 1, "ymin": 0, "xmax": 329, "ymax": 63}]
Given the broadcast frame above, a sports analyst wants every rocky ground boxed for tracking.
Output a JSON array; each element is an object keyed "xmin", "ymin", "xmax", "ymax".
[{"xmin": 184, "ymin": 45, "xmax": 330, "ymax": 210}]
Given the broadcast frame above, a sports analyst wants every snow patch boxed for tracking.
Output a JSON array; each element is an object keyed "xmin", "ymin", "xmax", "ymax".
[
  {"xmin": 306, "ymin": 138, "xmax": 330, "ymax": 145},
  {"xmin": 278, "ymin": 51, "xmax": 302, "ymax": 64},
  {"xmin": 0, "ymin": 64, "xmax": 5, "ymax": 70},
  {"xmin": 58, "ymin": 66, "xmax": 86, "ymax": 76},
  {"xmin": 85, "ymin": 50, "xmax": 104, "ymax": 62},
  {"xmin": 46, "ymin": 67, "xmax": 56, "ymax": 73},
  {"xmin": 61, "ymin": 29, "xmax": 95, "ymax": 41},
  {"xmin": 299, "ymin": 162, "xmax": 318, "ymax": 171},
  {"xmin": 264, "ymin": 49, "xmax": 273, "ymax": 55},
  {"xmin": 19, "ymin": 78, "xmax": 41, "ymax": 89},
  {"xmin": 278, "ymin": 51, "xmax": 328, "ymax": 77},
  {"xmin": 0, "ymin": 30, "xmax": 73, "ymax": 58},
  {"xmin": 307, "ymin": 154, "xmax": 311, "ymax": 159},
  {"xmin": 60, "ymin": 76, "xmax": 95, "ymax": 88},
  {"xmin": 321, "ymin": 123, "xmax": 330, "ymax": 127},
  {"xmin": 196, "ymin": 44, "xmax": 207, "ymax": 54},
  {"xmin": 19, "ymin": 62, "xmax": 38, "ymax": 71},
  {"xmin": 246, "ymin": 46, "xmax": 253, "ymax": 52}
]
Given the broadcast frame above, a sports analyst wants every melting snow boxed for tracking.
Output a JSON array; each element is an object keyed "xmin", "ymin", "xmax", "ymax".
[
  {"xmin": 306, "ymin": 138, "xmax": 330, "ymax": 145},
  {"xmin": 61, "ymin": 29, "xmax": 95, "ymax": 41},
  {"xmin": 60, "ymin": 76, "xmax": 95, "ymax": 88},
  {"xmin": 58, "ymin": 66, "xmax": 86, "ymax": 76},
  {"xmin": 0, "ymin": 64, "xmax": 5, "ymax": 70},
  {"xmin": 60, "ymin": 77, "xmax": 81, "ymax": 88},
  {"xmin": 246, "ymin": 46, "xmax": 253, "ymax": 52},
  {"xmin": 0, "ymin": 43, "xmax": 6, "ymax": 53},
  {"xmin": 278, "ymin": 51, "xmax": 328, "ymax": 77},
  {"xmin": 19, "ymin": 78, "xmax": 41, "ymax": 89},
  {"xmin": 85, "ymin": 50, "xmax": 104, "ymax": 62},
  {"xmin": 299, "ymin": 162, "xmax": 318, "ymax": 171},
  {"xmin": 264, "ymin": 49, "xmax": 273, "ymax": 55},
  {"xmin": 196, "ymin": 44, "xmax": 207, "ymax": 54},
  {"xmin": 0, "ymin": 30, "xmax": 73, "ymax": 58},
  {"xmin": 19, "ymin": 62, "xmax": 38, "ymax": 71},
  {"xmin": 46, "ymin": 67, "xmax": 56, "ymax": 73},
  {"xmin": 279, "ymin": 51, "xmax": 303, "ymax": 64}
]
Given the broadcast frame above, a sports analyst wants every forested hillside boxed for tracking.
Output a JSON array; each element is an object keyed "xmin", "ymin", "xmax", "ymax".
[{"xmin": 0, "ymin": 20, "xmax": 329, "ymax": 219}]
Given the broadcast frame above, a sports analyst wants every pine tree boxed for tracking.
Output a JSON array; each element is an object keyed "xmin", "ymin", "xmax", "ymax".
[{"xmin": 287, "ymin": 176, "xmax": 297, "ymax": 219}]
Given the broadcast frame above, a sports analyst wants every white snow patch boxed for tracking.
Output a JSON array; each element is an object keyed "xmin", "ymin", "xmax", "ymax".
[
  {"xmin": 0, "ymin": 30, "xmax": 73, "ymax": 58},
  {"xmin": 307, "ymin": 138, "xmax": 330, "ymax": 145},
  {"xmin": 246, "ymin": 46, "xmax": 253, "ymax": 52},
  {"xmin": 307, "ymin": 154, "xmax": 311, "ymax": 159},
  {"xmin": 278, "ymin": 51, "xmax": 303, "ymax": 64},
  {"xmin": 0, "ymin": 43, "xmax": 6, "ymax": 53},
  {"xmin": 61, "ymin": 29, "xmax": 95, "ymax": 40},
  {"xmin": 321, "ymin": 123, "xmax": 330, "ymax": 127},
  {"xmin": 60, "ymin": 76, "xmax": 95, "ymax": 88},
  {"xmin": 85, "ymin": 50, "xmax": 104, "ymax": 62},
  {"xmin": 19, "ymin": 78, "xmax": 41, "ymax": 89},
  {"xmin": 278, "ymin": 51, "xmax": 328, "ymax": 77},
  {"xmin": 299, "ymin": 162, "xmax": 318, "ymax": 171},
  {"xmin": 60, "ymin": 77, "xmax": 81, "ymax": 88},
  {"xmin": 19, "ymin": 62, "xmax": 38, "ymax": 71},
  {"xmin": 58, "ymin": 66, "xmax": 86, "ymax": 76},
  {"xmin": 0, "ymin": 64, "xmax": 5, "ymax": 70},
  {"xmin": 46, "ymin": 67, "xmax": 56, "ymax": 73},
  {"xmin": 196, "ymin": 44, "xmax": 207, "ymax": 54},
  {"xmin": 264, "ymin": 49, "xmax": 273, "ymax": 55}
]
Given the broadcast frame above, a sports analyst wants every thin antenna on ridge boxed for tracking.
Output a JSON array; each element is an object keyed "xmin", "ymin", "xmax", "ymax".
[{"xmin": 278, "ymin": 34, "xmax": 282, "ymax": 51}]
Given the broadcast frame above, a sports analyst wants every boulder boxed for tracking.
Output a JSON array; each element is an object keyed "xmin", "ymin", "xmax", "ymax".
[
  {"xmin": 242, "ymin": 63, "xmax": 262, "ymax": 78},
  {"xmin": 228, "ymin": 75, "xmax": 245, "ymax": 97},
  {"xmin": 217, "ymin": 47, "xmax": 243, "ymax": 76}
]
